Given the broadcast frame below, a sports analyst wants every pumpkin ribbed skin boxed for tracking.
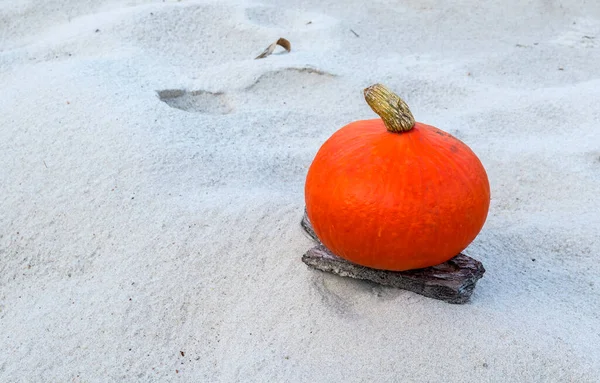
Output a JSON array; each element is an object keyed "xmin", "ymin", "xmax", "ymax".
[{"xmin": 305, "ymin": 119, "xmax": 490, "ymax": 271}]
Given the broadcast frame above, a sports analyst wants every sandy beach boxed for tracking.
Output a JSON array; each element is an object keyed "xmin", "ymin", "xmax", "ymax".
[{"xmin": 1, "ymin": 0, "xmax": 600, "ymax": 381}]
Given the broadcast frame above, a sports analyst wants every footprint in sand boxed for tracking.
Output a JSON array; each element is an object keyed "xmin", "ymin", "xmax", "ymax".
[
  {"xmin": 157, "ymin": 67, "xmax": 337, "ymax": 114},
  {"xmin": 157, "ymin": 89, "xmax": 233, "ymax": 114}
]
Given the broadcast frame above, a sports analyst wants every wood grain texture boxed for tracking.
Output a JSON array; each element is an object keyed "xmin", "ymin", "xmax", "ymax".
[{"xmin": 301, "ymin": 209, "xmax": 485, "ymax": 304}]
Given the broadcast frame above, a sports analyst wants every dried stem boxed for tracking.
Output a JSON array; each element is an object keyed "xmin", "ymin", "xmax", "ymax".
[{"xmin": 363, "ymin": 84, "xmax": 415, "ymax": 133}]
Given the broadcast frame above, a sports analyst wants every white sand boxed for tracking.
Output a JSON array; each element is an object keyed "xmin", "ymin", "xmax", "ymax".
[{"xmin": 2, "ymin": 0, "xmax": 600, "ymax": 381}]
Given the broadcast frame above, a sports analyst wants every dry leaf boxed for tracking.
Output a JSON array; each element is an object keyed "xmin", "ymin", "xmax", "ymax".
[{"xmin": 255, "ymin": 38, "xmax": 291, "ymax": 59}]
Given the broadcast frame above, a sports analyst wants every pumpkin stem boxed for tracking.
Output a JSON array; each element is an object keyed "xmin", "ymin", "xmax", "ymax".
[{"xmin": 364, "ymin": 84, "xmax": 415, "ymax": 133}]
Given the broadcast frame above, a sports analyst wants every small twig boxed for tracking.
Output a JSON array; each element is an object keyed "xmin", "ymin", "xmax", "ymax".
[
  {"xmin": 255, "ymin": 38, "xmax": 291, "ymax": 59},
  {"xmin": 350, "ymin": 29, "xmax": 359, "ymax": 37},
  {"xmin": 43, "ymin": 160, "xmax": 48, "ymax": 168}
]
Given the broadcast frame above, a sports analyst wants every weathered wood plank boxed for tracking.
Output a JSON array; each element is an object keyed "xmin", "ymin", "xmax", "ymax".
[{"xmin": 301, "ymin": 209, "xmax": 485, "ymax": 304}]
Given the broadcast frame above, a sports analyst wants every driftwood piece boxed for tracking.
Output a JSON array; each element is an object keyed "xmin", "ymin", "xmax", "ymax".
[{"xmin": 301, "ymin": 210, "xmax": 485, "ymax": 304}]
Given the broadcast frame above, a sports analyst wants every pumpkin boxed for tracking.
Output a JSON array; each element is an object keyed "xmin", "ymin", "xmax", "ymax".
[{"xmin": 304, "ymin": 84, "xmax": 490, "ymax": 271}]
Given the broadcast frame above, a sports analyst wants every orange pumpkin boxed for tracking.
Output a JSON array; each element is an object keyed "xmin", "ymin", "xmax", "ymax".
[{"xmin": 304, "ymin": 84, "xmax": 490, "ymax": 271}]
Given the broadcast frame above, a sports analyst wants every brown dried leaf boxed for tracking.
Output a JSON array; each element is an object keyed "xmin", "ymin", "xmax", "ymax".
[{"xmin": 255, "ymin": 38, "xmax": 291, "ymax": 59}]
